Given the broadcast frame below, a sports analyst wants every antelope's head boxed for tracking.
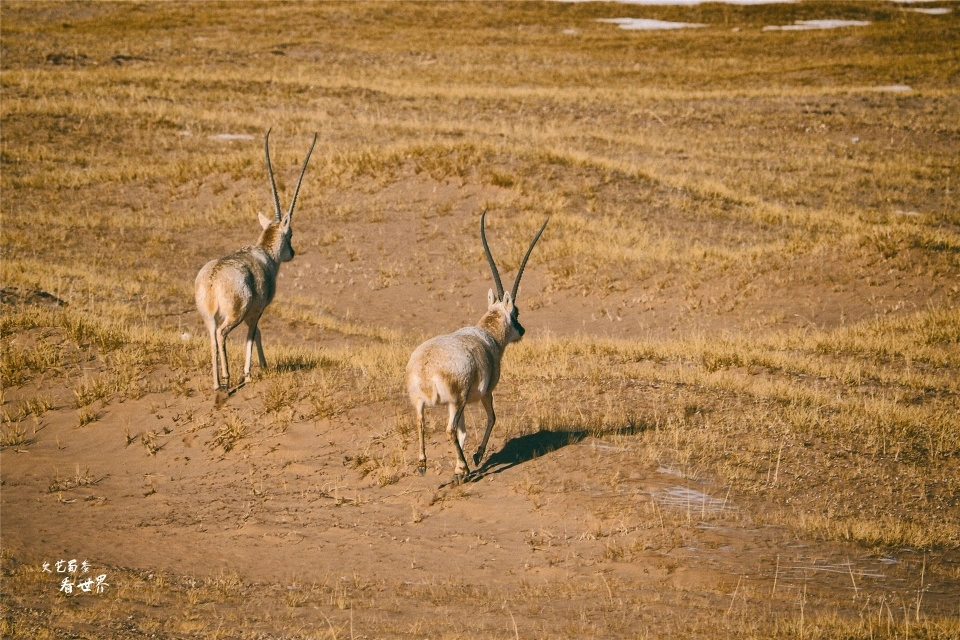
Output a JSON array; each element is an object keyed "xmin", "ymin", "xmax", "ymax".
[
  {"xmin": 480, "ymin": 210, "xmax": 548, "ymax": 345},
  {"xmin": 257, "ymin": 129, "xmax": 317, "ymax": 263}
]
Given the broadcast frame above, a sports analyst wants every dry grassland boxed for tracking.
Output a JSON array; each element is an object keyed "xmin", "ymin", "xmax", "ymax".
[{"xmin": 2, "ymin": 1, "xmax": 959, "ymax": 638}]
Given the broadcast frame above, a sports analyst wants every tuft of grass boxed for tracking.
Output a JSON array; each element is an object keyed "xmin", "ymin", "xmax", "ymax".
[
  {"xmin": 0, "ymin": 342, "xmax": 61, "ymax": 387},
  {"xmin": 47, "ymin": 465, "xmax": 99, "ymax": 493},
  {"xmin": 21, "ymin": 395, "xmax": 53, "ymax": 418},
  {"xmin": 73, "ymin": 376, "xmax": 113, "ymax": 409},
  {"xmin": 77, "ymin": 407, "xmax": 99, "ymax": 427},
  {"xmin": 210, "ymin": 415, "xmax": 248, "ymax": 453},
  {"xmin": 60, "ymin": 315, "xmax": 126, "ymax": 352},
  {"xmin": 0, "ymin": 421, "xmax": 29, "ymax": 449},
  {"xmin": 260, "ymin": 375, "xmax": 300, "ymax": 416},
  {"xmin": 1, "ymin": 395, "xmax": 53, "ymax": 428},
  {"xmin": 345, "ymin": 434, "xmax": 408, "ymax": 487},
  {"xmin": 140, "ymin": 430, "xmax": 162, "ymax": 455}
]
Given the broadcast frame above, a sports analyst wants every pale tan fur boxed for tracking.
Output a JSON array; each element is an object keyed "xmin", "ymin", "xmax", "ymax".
[
  {"xmin": 405, "ymin": 212, "xmax": 548, "ymax": 481},
  {"xmin": 195, "ymin": 130, "xmax": 316, "ymax": 391}
]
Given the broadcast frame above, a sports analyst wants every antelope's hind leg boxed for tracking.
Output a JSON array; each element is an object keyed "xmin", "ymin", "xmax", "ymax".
[
  {"xmin": 447, "ymin": 403, "xmax": 471, "ymax": 482},
  {"xmin": 203, "ymin": 318, "xmax": 221, "ymax": 391},
  {"xmin": 415, "ymin": 399, "xmax": 427, "ymax": 475},
  {"xmin": 473, "ymin": 393, "xmax": 496, "ymax": 466},
  {"xmin": 242, "ymin": 316, "xmax": 264, "ymax": 384},
  {"xmin": 215, "ymin": 323, "xmax": 232, "ymax": 391}
]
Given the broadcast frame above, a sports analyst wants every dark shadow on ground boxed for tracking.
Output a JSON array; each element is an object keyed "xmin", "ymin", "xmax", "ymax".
[
  {"xmin": 469, "ymin": 420, "xmax": 649, "ymax": 481},
  {"xmin": 273, "ymin": 354, "xmax": 333, "ymax": 374},
  {"xmin": 0, "ymin": 287, "xmax": 67, "ymax": 308}
]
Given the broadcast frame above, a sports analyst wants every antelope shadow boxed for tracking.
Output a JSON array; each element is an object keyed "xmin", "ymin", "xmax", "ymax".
[
  {"xmin": 274, "ymin": 355, "xmax": 332, "ymax": 374},
  {"xmin": 470, "ymin": 420, "xmax": 649, "ymax": 481}
]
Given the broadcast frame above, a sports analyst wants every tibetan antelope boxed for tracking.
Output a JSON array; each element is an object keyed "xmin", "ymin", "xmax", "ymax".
[
  {"xmin": 406, "ymin": 211, "xmax": 548, "ymax": 483},
  {"xmin": 195, "ymin": 129, "xmax": 317, "ymax": 392}
]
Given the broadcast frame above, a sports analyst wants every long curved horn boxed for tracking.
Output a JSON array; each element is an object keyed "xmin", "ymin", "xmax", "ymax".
[
  {"xmin": 264, "ymin": 128, "xmax": 283, "ymax": 221},
  {"xmin": 480, "ymin": 209, "xmax": 504, "ymax": 300},
  {"xmin": 285, "ymin": 133, "xmax": 318, "ymax": 221},
  {"xmin": 510, "ymin": 217, "xmax": 549, "ymax": 301}
]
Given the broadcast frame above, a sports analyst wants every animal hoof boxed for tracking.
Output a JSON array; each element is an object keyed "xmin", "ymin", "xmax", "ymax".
[
  {"xmin": 417, "ymin": 462, "xmax": 427, "ymax": 476},
  {"xmin": 452, "ymin": 473, "xmax": 466, "ymax": 486},
  {"xmin": 214, "ymin": 389, "xmax": 229, "ymax": 408},
  {"xmin": 472, "ymin": 452, "xmax": 482, "ymax": 466}
]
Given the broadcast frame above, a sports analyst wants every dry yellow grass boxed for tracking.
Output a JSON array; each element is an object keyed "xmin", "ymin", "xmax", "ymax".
[{"xmin": 2, "ymin": 1, "xmax": 959, "ymax": 638}]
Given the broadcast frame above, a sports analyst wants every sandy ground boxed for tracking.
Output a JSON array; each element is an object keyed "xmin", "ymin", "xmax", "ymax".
[
  {"xmin": 3, "ymin": 174, "xmax": 958, "ymax": 638},
  {"xmin": 3, "ymin": 371, "xmax": 950, "ymax": 636}
]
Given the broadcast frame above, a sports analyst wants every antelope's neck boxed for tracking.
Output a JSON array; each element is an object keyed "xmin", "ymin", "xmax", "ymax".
[
  {"xmin": 477, "ymin": 310, "xmax": 509, "ymax": 347},
  {"xmin": 249, "ymin": 244, "xmax": 280, "ymax": 269},
  {"xmin": 256, "ymin": 228, "xmax": 284, "ymax": 264}
]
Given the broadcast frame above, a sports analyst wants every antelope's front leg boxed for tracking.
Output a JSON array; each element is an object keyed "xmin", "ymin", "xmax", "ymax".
[{"xmin": 206, "ymin": 322, "xmax": 221, "ymax": 391}]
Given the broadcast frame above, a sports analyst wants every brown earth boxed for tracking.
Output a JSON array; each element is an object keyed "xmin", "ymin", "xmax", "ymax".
[
  {"xmin": 2, "ymin": 0, "xmax": 959, "ymax": 637},
  {"xmin": 2, "ymin": 175, "xmax": 958, "ymax": 638}
]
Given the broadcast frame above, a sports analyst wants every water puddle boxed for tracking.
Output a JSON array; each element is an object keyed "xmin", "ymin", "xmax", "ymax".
[
  {"xmin": 208, "ymin": 133, "xmax": 255, "ymax": 141},
  {"xmin": 912, "ymin": 8, "xmax": 952, "ymax": 15},
  {"xmin": 597, "ymin": 18, "xmax": 705, "ymax": 30},
  {"xmin": 763, "ymin": 19, "xmax": 871, "ymax": 31}
]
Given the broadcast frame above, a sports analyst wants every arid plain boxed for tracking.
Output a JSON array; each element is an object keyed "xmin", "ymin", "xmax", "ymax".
[{"xmin": 2, "ymin": 1, "xmax": 960, "ymax": 638}]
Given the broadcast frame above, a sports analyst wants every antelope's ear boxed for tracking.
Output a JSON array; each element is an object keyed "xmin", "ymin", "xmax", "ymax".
[
  {"xmin": 502, "ymin": 291, "xmax": 514, "ymax": 311},
  {"xmin": 258, "ymin": 211, "xmax": 273, "ymax": 230},
  {"xmin": 487, "ymin": 288, "xmax": 497, "ymax": 308}
]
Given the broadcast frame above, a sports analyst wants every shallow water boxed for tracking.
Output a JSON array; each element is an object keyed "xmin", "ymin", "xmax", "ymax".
[
  {"xmin": 763, "ymin": 19, "xmax": 871, "ymax": 31},
  {"xmin": 208, "ymin": 133, "xmax": 255, "ymax": 141},
  {"xmin": 597, "ymin": 17, "xmax": 705, "ymax": 30}
]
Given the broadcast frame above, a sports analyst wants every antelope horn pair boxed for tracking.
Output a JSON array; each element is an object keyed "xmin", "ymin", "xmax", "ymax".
[
  {"xmin": 480, "ymin": 209, "xmax": 549, "ymax": 302},
  {"xmin": 265, "ymin": 127, "xmax": 318, "ymax": 222}
]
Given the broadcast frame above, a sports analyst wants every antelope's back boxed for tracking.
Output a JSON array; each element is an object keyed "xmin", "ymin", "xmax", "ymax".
[
  {"xmin": 195, "ymin": 247, "xmax": 275, "ymax": 321},
  {"xmin": 406, "ymin": 327, "xmax": 501, "ymax": 405}
]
